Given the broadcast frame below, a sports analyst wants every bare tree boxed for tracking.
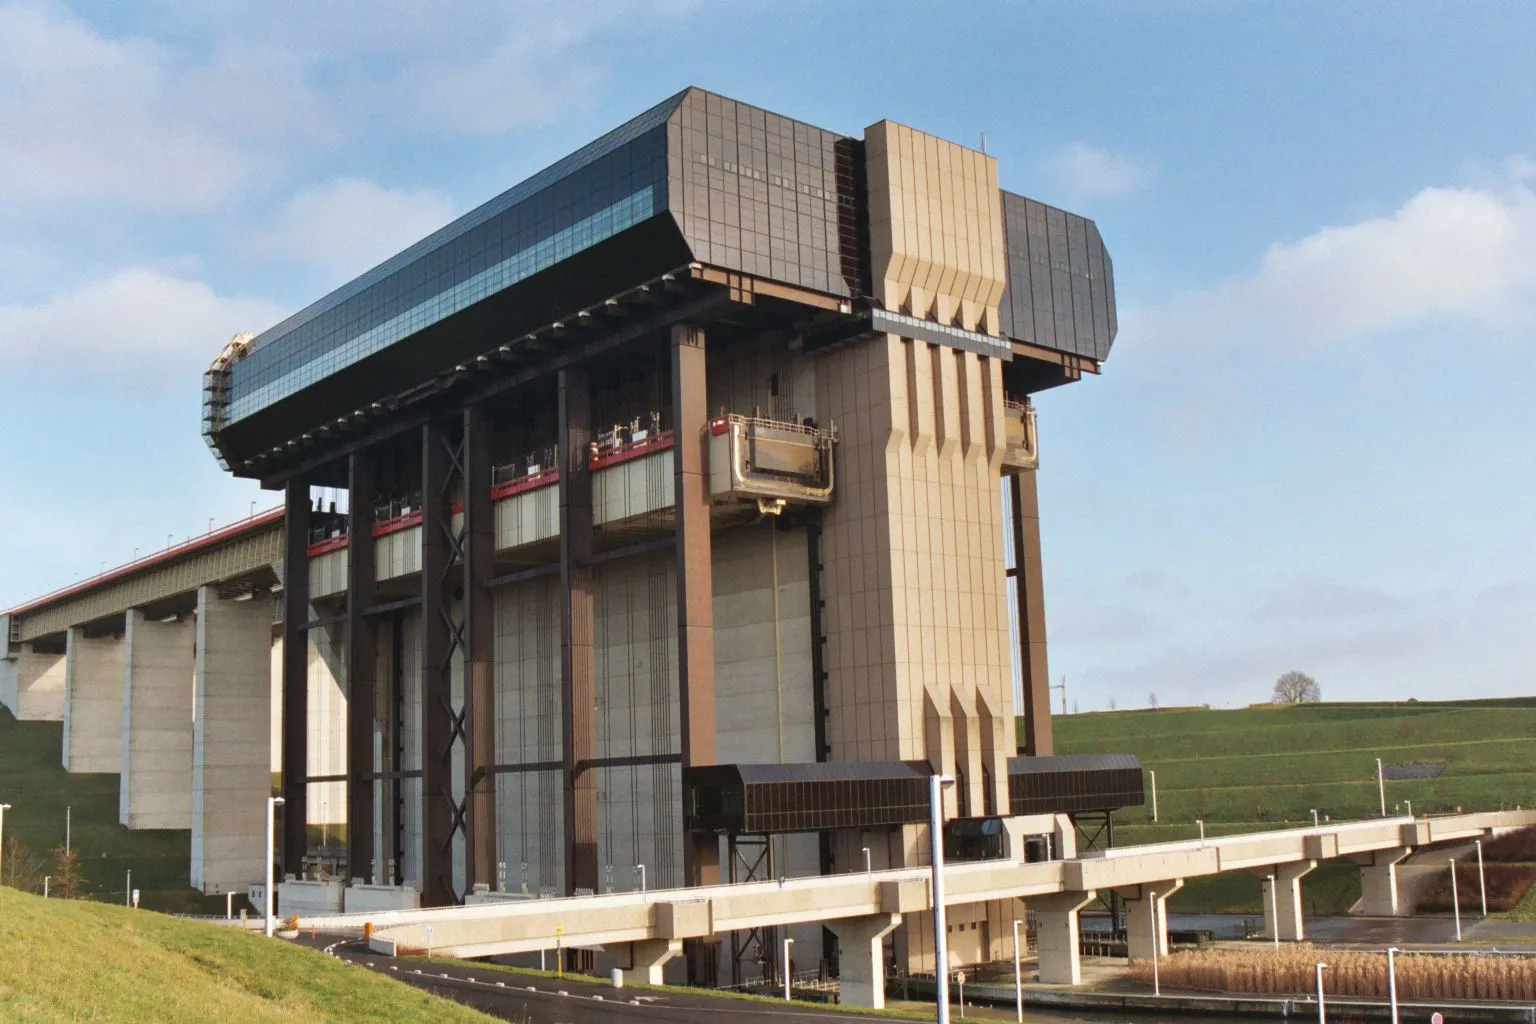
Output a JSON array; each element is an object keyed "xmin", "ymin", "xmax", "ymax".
[
  {"xmin": 50, "ymin": 845, "xmax": 85, "ymax": 899},
  {"xmin": 1148, "ymin": 691, "xmax": 1159, "ymax": 708},
  {"xmin": 2, "ymin": 836, "xmax": 44, "ymax": 893},
  {"xmin": 1271, "ymin": 670, "xmax": 1321, "ymax": 704},
  {"xmin": 1108, "ymin": 697, "xmax": 1118, "ymax": 711}
]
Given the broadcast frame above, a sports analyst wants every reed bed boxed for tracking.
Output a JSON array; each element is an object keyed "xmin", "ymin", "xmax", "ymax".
[
  {"xmin": 1418, "ymin": 863, "xmax": 1533, "ymax": 913},
  {"xmin": 1483, "ymin": 826, "xmax": 1536, "ymax": 864},
  {"xmin": 1129, "ymin": 945, "xmax": 1536, "ymax": 1003}
]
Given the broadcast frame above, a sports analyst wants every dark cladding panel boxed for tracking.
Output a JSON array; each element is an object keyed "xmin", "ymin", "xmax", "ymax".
[
  {"xmin": 997, "ymin": 191, "xmax": 1118, "ymax": 363},
  {"xmin": 666, "ymin": 89, "xmax": 859, "ymax": 300},
  {"xmin": 1007, "ymin": 754, "xmax": 1145, "ymax": 816},
  {"xmin": 685, "ymin": 761, "xmax": 932, "ymax": 834}
]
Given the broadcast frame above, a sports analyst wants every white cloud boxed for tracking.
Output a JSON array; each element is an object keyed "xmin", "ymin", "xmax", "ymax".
[
  {"xmin": 0, "ymin": 267, "xmax": 282, "ymax": 371},
  {"xmin": 250, "ymin": 177, "xmax": 457, "ymax": 279},
  {"xmin": 0, "ymin": 1, "xmax": 328, "ymax": 210},
  {"xmin": 1137, "ymin": 177, "xmax": 1536, "ymax": 355},
  {"xmin": 1041, "ymin": 143, "xmax": 1151, "ymax": 201}
]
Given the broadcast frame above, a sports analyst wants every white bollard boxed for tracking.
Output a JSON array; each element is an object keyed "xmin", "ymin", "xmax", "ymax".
[{"xmin": 610, "ymin": 968, "xmax": 624, "ymax": 989}]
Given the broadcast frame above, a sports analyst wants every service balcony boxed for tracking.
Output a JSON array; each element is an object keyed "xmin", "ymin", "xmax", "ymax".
[
  {"xmin": 706, "ymin": 413, "xmax": 836, "ymax": 515},
  {"xmin": 1002, "ymin": 398, "xmax": 1039, "ymax": 472}
]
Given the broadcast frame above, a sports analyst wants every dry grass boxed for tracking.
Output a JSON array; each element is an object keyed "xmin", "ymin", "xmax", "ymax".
[
  {"xmin": 0, "ymin": 886, "xmax": 500, "ymax": 1023},
  {"xmin": 1418, "ymin": 863, "xmax": 1534, "ymax": 913},
  {"xmin": 1130, "ymin": 945, "xmax": 1536, "ymax": 1003},
  {"xmin": 1483, "ymin": 826, "xmax": 1536, "ymax": 863}
]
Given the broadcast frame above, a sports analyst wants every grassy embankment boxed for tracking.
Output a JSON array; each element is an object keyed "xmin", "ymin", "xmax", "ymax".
[
  {"xmin": 1048, "ymin": 699, "xmax": 1536, "ymax": 915},
  {"xmin": 0, "ymin": 705, "xmax": 215, "ymax": 912},
  {"xmin": 0, "ymin": 886, "xmax": 499, "ymax": 1023}
]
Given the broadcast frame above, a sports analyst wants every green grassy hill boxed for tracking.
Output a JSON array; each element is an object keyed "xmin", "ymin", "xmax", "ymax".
[
  {"xmin": 0, "ymin": 886, "xmax": 498, "ymax": 1023},
  {"xmin": 0, "ymin": 706, "xmax": 212, "ymax": 912},
  {"xmin": 1047, "ymin": 699, "xmax": 1536, "ymax": 914}
]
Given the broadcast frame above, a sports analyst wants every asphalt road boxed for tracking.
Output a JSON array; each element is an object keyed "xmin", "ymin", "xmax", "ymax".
[{"xmin": 304, "ymin": 936, "xmax": 882, "ymax": 1024}]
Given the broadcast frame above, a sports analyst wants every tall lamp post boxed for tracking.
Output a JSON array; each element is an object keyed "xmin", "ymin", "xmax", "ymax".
[
  {"xmin": 1148, "ymin": 770, "xmax": 1158, "ymax": 823},
  {"xmin": 1475, "ymin": 839, "xmax": 1488, "ymax": 918},
  {"xmin": 781, "ymin": 937, "xmax": 794, "ymax": 1001},
  {"xmin": 1376, "ymin": 759, "xmax": 1386, "ymax": 817},
  {"xmin": 1315, "ymin": 962, "xmax": 1328, "ymax": 1024},
  {"xmin": 1011, "ymin": 918, "xmax": 1024, "ymax": 1023},
  {"xmin": 265, "ymin": 796, "xmax": 285, "ymax": 937},
  {"xmin": 0, "ymin": 803, "xmax": 11, "ymax": 882},
  {"xmin": 931, "ymin": 774, "xmax": 956, "ymax": 1024},
  {"xmin": 1450, "ymin": 857, "xmax": 1462, "ymax": 941},
  {"xmin": 1386, "ymin": 947, "xmax": 1400, "ymax": 1024}
]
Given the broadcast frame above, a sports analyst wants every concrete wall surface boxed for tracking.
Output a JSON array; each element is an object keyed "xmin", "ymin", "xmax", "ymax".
[
  {"xmin": 120, "ymin": 612, "xmax": 195, "ymax": 829},
  {"xmin": 62, "ymin": 628, "xmax": 125, "ymax": 773},
  {"xmin": 192, "ymin": 588, "xmax": 274, "ymax": 893}
]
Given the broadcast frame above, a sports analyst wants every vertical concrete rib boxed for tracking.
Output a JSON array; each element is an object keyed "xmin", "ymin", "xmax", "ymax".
[
  {"xmin": 346, "ymin": 451, "xmax": 377, "ymax": 883},
  {"xmin": 1009, "ymin": 471, "xmax": 1053, "ymax": 756},
  {"xmin": 672, "ymin": 324, "xmax": 719, "ymax": 887},
  {"xmin": 281, "ymin": 481, "xmax": 311, "ymax": 873},
  {"xmin": 463, "ymin": 403, "xmax": 497, "ymax": 891},
  {"xmin": 119, "ymin": 611, "xmax": 194, "ymax": 829},
  {"xmin": 558, "ymin": 367, "xmax": 598, "ymax": 896},
  {"xmin": 420, "ymin": 418, "xmax": 458, "ymax": 906},
  {"xmin": 62, "ymin": 626, "xmax": 124, "ymax": 774},
  {"xmin": 193, "ymin": 587, "xmax": 273, "ymax": 893}
]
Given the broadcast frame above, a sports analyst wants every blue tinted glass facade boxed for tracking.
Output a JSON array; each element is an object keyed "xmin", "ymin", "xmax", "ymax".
[{"xmin": 223, "ymin": 93, "xmax": 682, "ymax": 426}]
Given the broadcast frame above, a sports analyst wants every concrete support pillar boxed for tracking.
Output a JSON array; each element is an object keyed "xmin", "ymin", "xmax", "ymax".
[
  {"xmin": 1357, "ymin": 847, "xmax": 1412, "ymax": 916},
  {"xmin": 623, "ymin": 938, "xmax": 683, "ymax": 985},
  {"xmin": 420, "ymin": 419, "xmax": 463, "ymax": 906},
  {"xmin": 557, "ymin": 369, "xmax": 598, "ymax": 898},
  {"xmin": 4, "ymin": 643, "xmax": 66, "ymax": 721},
  {"xmin": 119, "ymin": 611, "xmax": 195, "ymax": 829},
  {"xmin": 1008, "ymin": 470, "xmax": 1052, "ymax": 756},
  {"xmin": 672, "ymin": 324, "xmax": 718, "ymax": 890},
  {"xmin": 461, "ymin": 404, "xmax": 497, "ymax": 893},
  {"xmin": 1261, "ymin": 860, "xmax": 1316, "ymax": 941},
  {"xmin": 62, "ymin": 627, "xmax": 124, "ymax": 773},
  {"xmin": 281, "ymin": 481, "xmax": 311, "ymax": 874},
  {"xmin": 346, "ymin": 450, "xmax": 377, "ymax": 885},
  {"xmin": 193, "ymin": 587, "xmax": 274, "ymax": 893},
  {"xmin": 829, "ymin": 914, "xmax": 901, "ymax": 1009},
  {"xmin": 1031, "ymin": 890, "xmax": 1095, "ymax": 986},
  {"xmin": 1119, "ymin": 879, "xmax": 1183, "ymax": 960}
]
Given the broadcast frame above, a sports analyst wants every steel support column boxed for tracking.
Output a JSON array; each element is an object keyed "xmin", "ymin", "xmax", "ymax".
[
  {"xmin": 463, "ymin": 403, "xmax": 497, "ymax": 892},
  {"xmin": 673, "ymin": 324, "xmax": 718, "ymax": 885},
  {"xmin": 281, "ymin": 481, "xmax": 310, "ymax": 873},
  {"xmin": 1009, "ymin": 470, "xmax": 1053, "ymax": 756},
  {"xmin": 345, "ymin": 453, "xmax": 378, "ymax": 884},
  {"xmin": 558, "ymin": 368, "xmax": 599, "ymax": 898},
  {"xmin": 421, "ymin": 419, "xmax": 468, "ymax": 906}
]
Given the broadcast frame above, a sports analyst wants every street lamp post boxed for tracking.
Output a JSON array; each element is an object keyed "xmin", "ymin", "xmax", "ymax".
[
  {"xmin": 1386, "ymin": 947, "xmax": 1400, "ymax": 1024},
  {"xmin": 1149, "ymin": 895, "xmax": 1160, "ymax": 996},
  {"xmin": 1475, "ymin": 839, "xmax": 1488, "ymax": 918},
  {"xmin": 1011, "ymin": 918, "xmax": 1024, "ymax": 1023},
  {"xmin": 1376, "ymin": 759, "xmax": 1386, "ymax": 817},
  {"xmin": 1450, "ymin": 858, "xmax": 1462, "ymax": 941},
  {"xmin": 1267, "ymin": 873, "xmax": 1280, "ymax": 947},
  {"xmin": 862, "ymin": 846, "xmax": 872, "ymax": 874},
  {"xmin": 1404, "ymin": 799, "xmax": 1412, "ymax": 819},
  {"xmin": 265, "ymin": 796, "xmax": 285, "ymax": 937},
  {"xmin": 1315, "ymin": 962, "xmax": 1328, "ymax": 1024},
  {"xmin": 1197, "ymin": 818, "xmax": 1205, "ymax": 845},
  {"xmin": 1311, "ymin": 809, "xmax": 1319, "ymax": 828},
  {"xmin": 0, "ymin": 803, "xmax": 10, "ymax": 882},
  {"xmin": 125, "ymin": 869, "xmax": 132, "ymax": 907},
  {"xmin": 782, "ymin": 937, "xmax": 794, "ymax": 1001},
  {"xmin": 634, "ymin": 863, "xmax": 646, "ymax": 895},
  {"xmin": 1148, "ymin": 770, "xmax": 1158, "ymax": 823},
  {"xmin": 930, "ymin": 774, "xmax": 956, "ymax": 1024}
]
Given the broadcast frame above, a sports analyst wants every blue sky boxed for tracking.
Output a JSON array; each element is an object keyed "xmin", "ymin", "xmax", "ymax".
[{"xmin": 1, "ymin": 1, "xmax": 1532, "ymax": 710}]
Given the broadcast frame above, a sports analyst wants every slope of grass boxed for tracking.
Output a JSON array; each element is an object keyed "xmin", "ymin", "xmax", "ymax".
[
  {"xmin": 1047, "ymin": 700, "xmax": 1536, "ymax": 914},
  {"xmin": 0, "ymin": 886, "xmax": 498, "ymax": 1023},
  {"xmin": 0, "ymin": 706, "xmax": 207, "ymax": 911}
]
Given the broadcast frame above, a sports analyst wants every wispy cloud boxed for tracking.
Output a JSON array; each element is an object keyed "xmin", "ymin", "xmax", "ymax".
[
  {"xmin": 1136, "ymin": 175, "xmax": 1536, "ymax": 357},
  {"xmin": 250, "ymin": 177, "xmax": 457, "ymax": 281},
  {"xmin": 1040, "ymin": 143, "xmax": 1152, "ymax": 202},
  {"xmin": 0, "ymin": 267, "xmax": 282, "ymax": 374}
]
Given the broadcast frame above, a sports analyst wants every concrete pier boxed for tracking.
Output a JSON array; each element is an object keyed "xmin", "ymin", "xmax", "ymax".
[
  {"xmin": 1356, "ymin": 847, "xmax": 1412, "ymax": 916},
  {"xmin": 62, "ymin": 627, "xmax": 124, "ymax": 773},
  {"xmin": 1032, "ymin": 890, "xmax": 1096, "ymax": 985},
  {"xmin": 1261, "ymin": 860, "xmax": 1316, "ymax": 941},
  {"xmin": 192, "ymin": 587, "xmax": 273, "ymax": 893},
  {"xmin": 1, "ymin": 643, "xmax": 66, "ymax": 721},
  {"xmin": 119, "ymin": 611, "xmax": 195, "ymax": 829},
  {"xmin": 828, "ymin": 914, "xmax": 902, "ymax": 1009},
  {"xmin": 1121, "ymin": 879, "xmax": 1183, "ymax": 960}
]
